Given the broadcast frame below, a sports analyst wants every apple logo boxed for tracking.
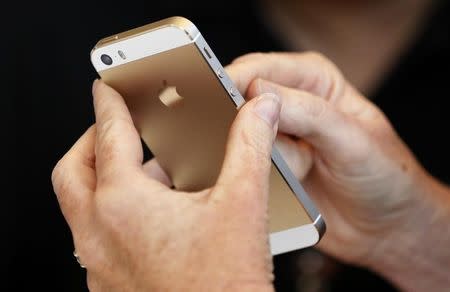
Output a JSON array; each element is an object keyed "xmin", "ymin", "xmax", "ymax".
[{"xmin": 158, "ymin": 81, "xmax": 184, "ymax": 108}]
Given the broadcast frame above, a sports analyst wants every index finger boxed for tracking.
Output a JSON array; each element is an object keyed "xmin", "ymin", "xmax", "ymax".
[
  {"xmin": 226, "ymin": 52, "xmax": 343, "ymax": 97},
  {"xmin": 52, "ymin": 125, "xmax": 96, "ymax": 232},
  {"xmin": 226, "ymin": 52, "xmax": 372, "ymax": 118},
  {"xmin": 93, "ymin": 80, "xmax": 143, "ymax": 184}
]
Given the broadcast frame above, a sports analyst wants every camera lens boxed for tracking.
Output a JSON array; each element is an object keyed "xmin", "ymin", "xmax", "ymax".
[{"xmin": 100, "ymin": 54, "xmax": 113, "ymax": 65}]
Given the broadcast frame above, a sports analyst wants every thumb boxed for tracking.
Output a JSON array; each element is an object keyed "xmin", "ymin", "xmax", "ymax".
[
  {"xmin": 251, "ymin": 79, "xmax": 370, "ymax": 165},
  {"xmin": 214, "ymin": 93, "xmax": 281, "ymax": 203}
]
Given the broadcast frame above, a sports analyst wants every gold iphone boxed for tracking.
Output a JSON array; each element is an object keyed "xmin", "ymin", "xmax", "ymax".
[{"xmin": 91, "ymin": 16, "xmax": 325, "ymax": 255}]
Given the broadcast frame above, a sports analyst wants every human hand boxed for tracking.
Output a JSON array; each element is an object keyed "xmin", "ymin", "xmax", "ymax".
[
  {"xmin": 51, "ymin": 80, "xmax": 281, "ymax": 291},
  {"xmin": 226, "ymin": 53, "xmax": 450, "ymax": 285}
]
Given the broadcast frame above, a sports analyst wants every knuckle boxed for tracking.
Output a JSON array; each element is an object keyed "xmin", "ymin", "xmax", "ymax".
[
  {"xmin": 98, "ymin": 114, "xmax": 132, "ymax": 139},
  {"xmin": 96, "ymin": 118, "xmax": 131, "ymax": 161},
  {"xmin": 97, "ymin": 136, "xmax": 120, "ymax": 163},
  {"xmin": 51, "ymin": 159, "xmax": 72, "ymax": 200},
  {"xmin": 302, "ymin": 51, "xmax": 340, "ymax": 75},
  {"xmin": 51, "ymin": 158, "xmax": 89, "ymax": 223},
  {"xmin": 51, "ymin": 159, "xmax": 65, "ymax": 191},
  {"xmin": 232, "ymin": 52, "xmax": 266, "ymax": 64},
  {"xmin": 309, "ymin": 100, "xmax": 329, "ymax": 120},
  {"xmin": 304, "ymin": 51, "xmax": 343, "ymax": 77},
  {"xmin": 303, "ymin": 51, "xmax": 331, "ymax": 66},
  {"xmin": 98, "ymin": 117, "xmax": 120, "ymax": 144},
  {"xmin": 297, "ymin": 97, "xmax": 329, "ymax": 121},
  {"xmin": 299, "ymin": 52, "xmax": 345, "ymax": 100}
]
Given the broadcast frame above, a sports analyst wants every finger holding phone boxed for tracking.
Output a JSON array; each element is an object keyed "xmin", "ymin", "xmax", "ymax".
[
  {"xmin": 227, "ymin": 52, "xmax": 450, "ymax": 292},
  {"xmin": 52, "ymin": 80, "xmax": 279, "ymax": 291}
]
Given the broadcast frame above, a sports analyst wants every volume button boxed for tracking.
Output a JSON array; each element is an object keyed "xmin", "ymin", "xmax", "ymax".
[
  {"xmin": 216, "ymin": 69, "xmax": 225, "ymax": 78},
  {"xmin": 229, "ymin": 87, "xmax": 237, "ymax": 97}
]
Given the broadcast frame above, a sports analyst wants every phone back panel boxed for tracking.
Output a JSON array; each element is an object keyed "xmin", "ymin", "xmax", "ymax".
[{"xmin": 98, "ymin": 42, "xmax": 313, "ymax": 233}]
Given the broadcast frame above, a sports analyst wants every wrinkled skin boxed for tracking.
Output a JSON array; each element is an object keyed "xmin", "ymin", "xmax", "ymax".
[{"xmin": 52, "ymin": 53, "xmax": 450, "ymax": 291}]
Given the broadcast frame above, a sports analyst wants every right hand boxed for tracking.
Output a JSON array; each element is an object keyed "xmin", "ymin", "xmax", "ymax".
[
  {"xmin": 51, "ymin": 81, "xmax": 279, "ymax": 291},
  {"xmin": 226, "ymin": 52, "xmax": 449, "ymax": 270}
]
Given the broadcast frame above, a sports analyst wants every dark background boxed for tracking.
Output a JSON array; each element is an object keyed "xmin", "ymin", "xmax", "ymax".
[{"xmin": 5, "ymin": 0, "xmax": 449, "ymax": 291}]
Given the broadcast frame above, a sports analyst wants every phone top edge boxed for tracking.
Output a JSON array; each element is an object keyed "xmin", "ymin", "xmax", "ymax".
[
  {"xmin": 91, "ymin": 17, "xmax": 199, "ymax": 72},
  {"xmin": 91, "ymin": 16, "xmax": 198, "ymax": 53}
]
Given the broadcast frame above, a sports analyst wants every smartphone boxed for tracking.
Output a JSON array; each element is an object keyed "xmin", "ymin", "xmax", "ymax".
[{"xmin": 91, "ymin": 16, "xmax": 325, "ymax": 255}]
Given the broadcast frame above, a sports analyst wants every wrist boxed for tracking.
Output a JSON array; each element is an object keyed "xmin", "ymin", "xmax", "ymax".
[{"xmin": 367, "ymin": 172, "xmax": 450, "ymax": 291}]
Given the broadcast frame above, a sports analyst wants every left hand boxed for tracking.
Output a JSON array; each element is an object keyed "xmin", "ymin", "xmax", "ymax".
[
  {"xmin": 51, "ymin": 80, "xmax": 280, "ymax": 291},
  {"xmin": 225, "ymin": 53, "xmax": 450, "ymax": 292}
]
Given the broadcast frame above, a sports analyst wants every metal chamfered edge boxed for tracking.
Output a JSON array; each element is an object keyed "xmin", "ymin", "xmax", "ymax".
[
  {"xmin": 191, "ymin": 23, "xmax": 326, "ymax": 241},
  {"xmin": 271, "ymin": 148, "xmax": 326, "ymax": 238},
  {"xmin": 92, "ymin": 16, "xmax": 199, "ymax": 52}
]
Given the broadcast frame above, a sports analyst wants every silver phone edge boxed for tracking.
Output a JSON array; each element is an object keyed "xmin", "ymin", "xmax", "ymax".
[
  {"xmin": 181, "ymin": 19, "xmax": 326, "ymax": 241},
  {"xmin": 93, "ymin": 17, "xmax": 326, "ymax": 242}
]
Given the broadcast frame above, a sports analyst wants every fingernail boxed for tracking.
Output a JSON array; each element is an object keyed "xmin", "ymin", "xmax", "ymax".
[{"xmin": 253, "ymin": 93, "xmax": 281, "ymax": 127}]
